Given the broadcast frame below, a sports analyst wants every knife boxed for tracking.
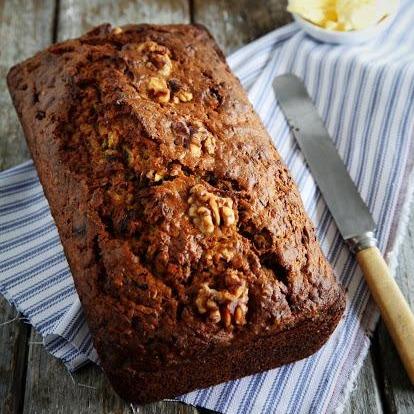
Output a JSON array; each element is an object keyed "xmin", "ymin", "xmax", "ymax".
[{"xmin": 273, "ymin": 74, "xmax": 414, "ymax": 384}]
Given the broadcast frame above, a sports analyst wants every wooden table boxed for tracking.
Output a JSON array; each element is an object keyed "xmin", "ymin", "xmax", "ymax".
[{"xmin": 0, "ymin": 1, "xmax": 413, "ymax": 413}]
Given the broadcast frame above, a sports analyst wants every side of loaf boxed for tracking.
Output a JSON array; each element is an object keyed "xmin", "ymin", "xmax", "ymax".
[{"xmin": 7, "ymin": 23, "xmax": 345, "ymax": 403}]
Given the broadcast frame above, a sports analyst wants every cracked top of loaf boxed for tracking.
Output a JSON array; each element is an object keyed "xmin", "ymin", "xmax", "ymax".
[{"xmin": 7, "ymin": 23, "xmax": 343, "ymax": 373}]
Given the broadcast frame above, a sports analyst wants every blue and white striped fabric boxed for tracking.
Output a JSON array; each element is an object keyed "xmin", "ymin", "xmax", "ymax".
[{"xmin": 1, "ymin": 1, "xmax": 414, "ymax": 411}]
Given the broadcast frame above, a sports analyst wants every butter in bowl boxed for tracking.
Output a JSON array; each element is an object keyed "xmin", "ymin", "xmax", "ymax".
[{"xmin": 288, "ymin": 0, "xmax": 400, "ymax": 44}]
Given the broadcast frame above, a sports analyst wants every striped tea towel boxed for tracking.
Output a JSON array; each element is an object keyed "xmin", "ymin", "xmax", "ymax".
[{"xmin": 1, "ymin": 1, "xmax": 414, "ymax": 412}]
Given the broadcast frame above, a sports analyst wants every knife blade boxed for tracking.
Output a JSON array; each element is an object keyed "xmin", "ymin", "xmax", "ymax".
[
  {"xmin": 273, "ymin": 73, "xmax": 414, "ymax": 385},
  {"xmin": 273, "ymin": 74, "xmax": 375, "ymax": 242}
]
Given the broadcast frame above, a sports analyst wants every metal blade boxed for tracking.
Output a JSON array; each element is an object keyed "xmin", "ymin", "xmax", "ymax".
[{"xmin": 273, "ymin": 74, "xmax": 375, "ymax": 240}]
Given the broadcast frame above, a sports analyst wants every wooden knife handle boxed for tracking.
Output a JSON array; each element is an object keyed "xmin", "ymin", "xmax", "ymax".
[{"xmin": 356, "ymin": 246, "xmax": 414, "ymax": 384}]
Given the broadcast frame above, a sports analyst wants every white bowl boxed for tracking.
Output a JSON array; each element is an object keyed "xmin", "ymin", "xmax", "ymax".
[{"xmin": 292, "ymin": 11, "xmax": 397, "ymax": 45}]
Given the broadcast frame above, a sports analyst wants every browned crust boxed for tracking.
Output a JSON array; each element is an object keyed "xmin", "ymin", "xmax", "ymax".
[
  {"xmin": 7, "ymin": 23, "xmax": 345, "ymax": 403},
  {"xmin": 109, "ymin": 298, "xmax": 344, "ymax": 403}
]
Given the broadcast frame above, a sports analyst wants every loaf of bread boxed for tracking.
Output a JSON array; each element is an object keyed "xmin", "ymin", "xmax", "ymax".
[{"xmin": 7, "ymin": 24, "xmax": 345, "ymax": 403}]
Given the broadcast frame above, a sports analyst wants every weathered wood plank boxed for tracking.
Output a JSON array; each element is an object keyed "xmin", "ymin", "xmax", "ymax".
[
  {"xmin": 0, "ymin": 0, "xmax": 55, "ymax": 169},
  {"xmin": 377, "ymin": 201, "xmax": 414, "ymax": 414},
  {"xmin": 0, "ymin": 302, "xmax": 30, "ymax": 414},
  {"xmin": 57, "ymin": 0, "xmax": 190, "ymax": 41},
  {"xmin": 23, "ymin": 331, "xmax": 131, "ymax": 414},
  {"xmin": 0, "ymin": 1, "xmax": 55, "ymax": 413},
  {"xmin": 23, "ymin": 334, "xmax": 199, "ymax": 414},
  {"xmin": 192, "ymin": 0, "xmax": 291, "ymax": 55},
  {"xmin": 21, "ymin": 3, "xmax": 194, "ymax": 413},
  {"xmin": 342, "ymin": 349, "xmax": 384, "ymax": 414}
]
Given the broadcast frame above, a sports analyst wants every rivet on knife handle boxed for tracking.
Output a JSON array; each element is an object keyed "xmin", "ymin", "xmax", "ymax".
[{"xmin": 273, "ymin": 74, "xmax": 414, "ymax": 384}]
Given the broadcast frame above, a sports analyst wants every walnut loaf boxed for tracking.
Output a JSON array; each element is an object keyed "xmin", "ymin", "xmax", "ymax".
[{"xmin": 8, "ymin": 24, "xmax": 345, "ymax": 403}]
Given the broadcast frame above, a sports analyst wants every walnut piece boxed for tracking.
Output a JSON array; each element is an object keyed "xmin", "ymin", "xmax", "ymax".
[
  {"xmin": 157, "ymin": 55, "xmax": 172, "ymax": 77},
  {"xmin": 205, "ymin": 243, "xmax": 235, "ymax": 264},
  {"xmin": 107, "ymin": 131, "xmax": 119, "ymax": 149},
  {"xmin": 195, "ymin": 273, "xmax": 248, "ymax": 328},
  {"xmin": 123, "ymin": 146, "xmax": 135, "ymax": 166},
  {"xmin": 147, "ymin": 77, "xmax": 170, "ymax": 103},
  {"xmin": 189, "ymin": 122, "xmax": 216, "ymax": 157},
  {"xmin": 188, "ymin": 184, "xmax": 236, "ymax": 234},
  {"xmin": 138, "ymin": 41, "xmax": 172, "ymax": 77},
  {"xmin": 98, "ymin": 126, "xmax": 119, "ymax": 149},
  {"xmin": 176, "ymin": 90, "xmax": 193, "ymax": 102},
  {"xmin": 146, "ymin": 170, "xmax": 164, "ymax": 182}
]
